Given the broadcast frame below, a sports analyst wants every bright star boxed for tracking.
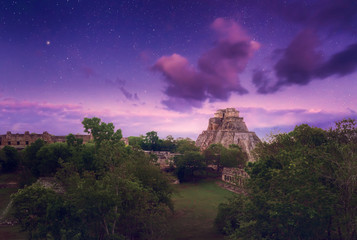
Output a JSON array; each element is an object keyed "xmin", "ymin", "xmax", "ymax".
[{"xmin": 46, "ymin": 41, "xmax": 51, "ymax": 45}]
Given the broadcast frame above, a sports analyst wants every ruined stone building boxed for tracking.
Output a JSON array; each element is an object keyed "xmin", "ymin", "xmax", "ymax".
[
  {"xmin": 196, "ymin": 108, "xmax": 261, "ymax": 162},
  {"xmin": 0, "ymin": 131, "xmax": 92, "ymax": 149},
  {"xmin": 222, "ymin": 167, "xmax": 249, "ymax": 187},
  {"xmin": 143, "ymin": 150, "xmax": 181, "ymax": 169}
]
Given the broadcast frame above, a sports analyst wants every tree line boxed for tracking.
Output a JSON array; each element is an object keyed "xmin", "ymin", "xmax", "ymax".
[
  {"xmin": 215, "ymin": 119, "xmax": 357, "ymax": 240},
  {"xmin": 3, "ymin": 117, "xmax": 173, "ymax": 240},
  {"xmin": 0, "ymin": 117, "xmax": 249, "ymax": 239},
  {"xmin": 4, "ymin": 117, "xmax": 354, "ymax": 239},
  {"xmin": 127, "ymin": 131, "xmax": 190, "ymax": 152},
  {"xmin": 173, "ymin": 143, "xmax": 248, "ymax": 182},
  {"xmin": 127, "ymin": 131, "xmax": 249, "ymax": 182}
]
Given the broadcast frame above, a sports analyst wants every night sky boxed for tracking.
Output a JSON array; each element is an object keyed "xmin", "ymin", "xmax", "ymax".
[{"xmin": 1, "ymin": 0, "xmax": 357, "ymax": 140}]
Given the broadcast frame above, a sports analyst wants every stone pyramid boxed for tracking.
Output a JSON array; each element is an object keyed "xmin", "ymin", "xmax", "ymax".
[{"xmin": 195, "ymin": 108, "xmax": 261, "ymax": 162}]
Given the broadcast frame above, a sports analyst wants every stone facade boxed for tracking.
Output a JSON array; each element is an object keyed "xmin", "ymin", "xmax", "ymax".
[
  {"xmin": 222, "ymin": 167, "xmax": 248, "ymax": 186},
  {"xmin": 196, "ymin": 108, "xmax": 261, "ymax": 162},
  {"xmin": 0, "ymin": 131, "xmax": 92, "ymax": 149},
  {"xmin": 144, "ymin": 150, "xmax": 181, "ymax": 169}
]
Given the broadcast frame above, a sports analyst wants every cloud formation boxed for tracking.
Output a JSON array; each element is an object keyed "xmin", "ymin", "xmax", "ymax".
[
  {"xmin": 0, "ymin": 99, "xmax": 85, "ymax": 134},
  {"xmin": 316, "ymin": 43, "xmax": 357, "ymax": 79},
  {"xmin": 253, "ymin": 29, "xmax": 322, "ymax": 94},
  {"xmin": 269, "ymin": 0, "xmax": 357, "ymax": 34},
  {"xmin": 253, "ymin": 38, "xmax": 357, "ymax": 94},
  {"xmin": 105, "ymin": 79, "xmax": 139, "ymax": 101},
  {"xmin": 253, "ymin": 0, "xmax": 357, "ymax": 94},
  {"xmin": 153, "ymin": 18, "xmax": 259, "ymax": 111}
]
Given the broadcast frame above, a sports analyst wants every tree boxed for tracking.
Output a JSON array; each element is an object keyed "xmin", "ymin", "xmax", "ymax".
[
  {"xmin": 204, "ymin": 144, "xmax": 247, "ymax": 172},
  {"xmin": 215, "ymin": 194, "xmax": 250, "ymax": 236},
  {"xmin": 175, "ymin": 138, "xmax": 199, "ymax": 154},
  {"xmin": 35, "ymin": 142, "xmax": 71, "ymax": 177},
  {"xmin": 221, "ymin": 144, "xmax": 248, "ymax": 168},
  {"xmin": 326, "ymin": 119, "xmax": 357, "ymax": 240},
  {"xmin": 22, "ymin": 139, "xmax": 46, "ymax": 177},
  {"xmin": 216, "ymin": 122, "xmax": 357, "ymax": 240},
  {"xmin": 204, "ymin": 143, "xmax": 224, "ymax": 172},
  {"xmin": 174, "ymin": 151, "xmax": 206, "ymax": 182},
  {"xmin": 82, "ymin": 117, "xmax": 122, "ymax": 147},
  {"xmin": 128, "ymin": 136, "xmax": 144, "ymax": 149},
  {"xmin": 0, "ymin": 146, "xmax": 20, "ymax": 173},
  {"xmin": 13, "ymin": 117, "xmax": 173, "ymax": 240},
  {"xmin": 66, "ymin": 133, "xmax": 83, "ymax": 147},
  {"xmin": 11, "ymin": 184, "xmax": 81, "ymax": 240},
  {"xmin": 72, "ymin": 143, "xmax": 96, "ymax": 172},
  {"xmin": 141, "ymin": 131, "xmax": 160, "ymax": 151},
  {"xmin": 160, "ymin": 135, "xmax": 176, "ymax": 152}
]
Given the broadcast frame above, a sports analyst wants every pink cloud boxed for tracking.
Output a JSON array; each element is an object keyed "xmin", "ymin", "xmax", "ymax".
[
  {"xmin": 211, "ymin": 18, "xmax": 251, "ymax": 42},
  {"xmin": 0, "ymin": 99, "xmax": 81, "ymax": 113},
  {"xmin": 153, "ymin": 18, "xmax": 260, "ymax": 112},
  {"xmin": 1, "ymin": 98, "xmax": 356, "ymax": 140}
]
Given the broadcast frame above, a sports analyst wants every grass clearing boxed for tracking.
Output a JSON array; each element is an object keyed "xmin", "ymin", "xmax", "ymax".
[
  {"xmin": 167, "ymin": 180, "xmax": 234, "ymax": 240},
  {"xmin": 0, "ymin": 172, "xmax": 19, "ymax": 215},
  {"xmin": 0, "ymin": 172, "xmax": 27, "ymax": 240},
  {"xmin": 0, "ymin": 188, "xmax": 17, "ymax": 215},
  {"xmin": 0, "ymin": 225, "xmax": 26, "ymax": 240},
  {"xmin": 0, "ymin": 172, "xmax": 234, "ymax": 240}
]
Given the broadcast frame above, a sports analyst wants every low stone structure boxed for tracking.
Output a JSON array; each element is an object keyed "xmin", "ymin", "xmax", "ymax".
[
  {"xmin": 0, "ymin": 131, "xmax": 92, "ymax": 149},
  {"xmin": 196, "ymin": 108, "xmax": 261, "ymax": 162},
  {"xmin": 37, "ymin": 177, "xmax": 65, "ymax": 194},
  {"xmin": 144, "ymin": 150, "xmax": 181, "ymax": 169},
  {"xmin": 222, "ymin": 167, "xmax": 249, "ymax": 187}
]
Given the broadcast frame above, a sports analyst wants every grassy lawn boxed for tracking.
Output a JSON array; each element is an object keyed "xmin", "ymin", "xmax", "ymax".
[
  {"xmin": 0, "ymin": 173, "xmax": 20, "ymax": 216},
  {"xmin": 0, "ymin": 225, "xmax": 26, "ymax": 240},
  {"xmin": 167, "ymin": 180, "xmax": 234, "ymax": 240},
  {"xmin": 0, "ymin": 172, "xmax": 27, "ymax": 240},
  {"xmin": 0, "ymin": 188, "xmax": 18, "ymax": 215},
  {"xmin": 0, "ymin": 173, "xmax": 234, "ymax": 240}
]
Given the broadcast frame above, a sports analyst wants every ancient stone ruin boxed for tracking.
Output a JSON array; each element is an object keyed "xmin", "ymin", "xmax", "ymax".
[
  {"xmin": 195, "ymin": 108, "xmax": 261, "ymax": 162},
  {"xmin": 0, "ymin": 131, "xmax": 92, "ymax": 149}
]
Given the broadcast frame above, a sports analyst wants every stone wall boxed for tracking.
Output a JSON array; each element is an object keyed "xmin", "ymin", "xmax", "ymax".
[
  {"xmin": 0, "ymin": 131, "xmax": 92, "ymax": 149},
  {"xmin": 222, "ymin": 167, "xmax": 249, "ymax": 186},
  {"xmin": 143, "ymin": 150, "xmax": 181, "ymax": 169}
]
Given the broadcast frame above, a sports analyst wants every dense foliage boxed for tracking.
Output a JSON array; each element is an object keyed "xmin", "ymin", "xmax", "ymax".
[
  {"xmin": 128, "ymin": 132, "xmax": 194, "ymax": 153},
  {"xmin": 204, "ymin": 144, "xmax": 248, "ymax": 172},
  {"xmin": 215, "ymin": 119, "xmax": 357, "ymax": 240},
  {"xmin": 11, "ymin": 118, "xmax": 173, "ymax": 240},
  {"xmin": 173, "ymin": 142, "xmax": 247, "ymax": 182},
  {"xmin": 174, "ymin": 151, "xmax": 206, "ymax": 182},
  {"xmin": 0, "ymin": 145, "xmax": 20, "ymax": 172}
]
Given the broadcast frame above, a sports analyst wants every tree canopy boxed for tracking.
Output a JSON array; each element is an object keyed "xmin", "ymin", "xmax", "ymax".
[
  {"xmin": 12, "ymin": 117, "xmax": 173, "ymax": 240},
  {"xmin": 215, "ymin": 119, "xmax": 357, "ymax": 240},
  {"xmin": 0, "ymin": 145, "xmax": 20, "ymax": 173},
  {"xmin": 82, "ymin": 117, "xmax": 122, "ymax": 147}
]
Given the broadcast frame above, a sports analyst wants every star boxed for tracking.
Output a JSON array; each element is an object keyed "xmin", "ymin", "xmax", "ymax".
[{"xmin": 46, "ymin": 40, "xmax": 51, "ymax": 45}]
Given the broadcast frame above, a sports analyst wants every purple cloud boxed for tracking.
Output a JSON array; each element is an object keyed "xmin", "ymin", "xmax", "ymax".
[
  {"xmin": 254, "ymin": 34, "xmax": 357, "ymax": 94},
  {"xmin": 0, "ymin": 99, "xmax": 86, "ymax": 135},
  {"xmin": 316, "ymin": 43, "xmax": 357, "ymax": 79},
  {"xmin": 153, "ymin": 18, "xmax": 259, "ymax": 112},
  {"xmin": 252, "ymin": 69, "xmax": 275, "ymax": 94},
  {"xmin": 307, "ymin": 0, "xmax": 357, "ymax": 34},
  {"xmin": 253, "ymin": 30, "xmax": 322, "ymax": 93},
  {"xmin": 105, "ymin": 79, "xmax": 140, "ymax": 101},
  {"xmin": 268, "ymin": 0, "xmax": 357, "ymax": 34},
  {"xmin": 253, "ymin": 0, "xmax": 357, "ymax": 94},
  {"xmin": 274, "ymin": 30, "xmax": 321, "ymax": 85}
]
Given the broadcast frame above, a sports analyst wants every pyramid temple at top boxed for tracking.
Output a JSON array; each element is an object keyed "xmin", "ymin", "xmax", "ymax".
[{"xmin": 195, "ymin": 108, "xmax": 261, "ymax": 162}]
